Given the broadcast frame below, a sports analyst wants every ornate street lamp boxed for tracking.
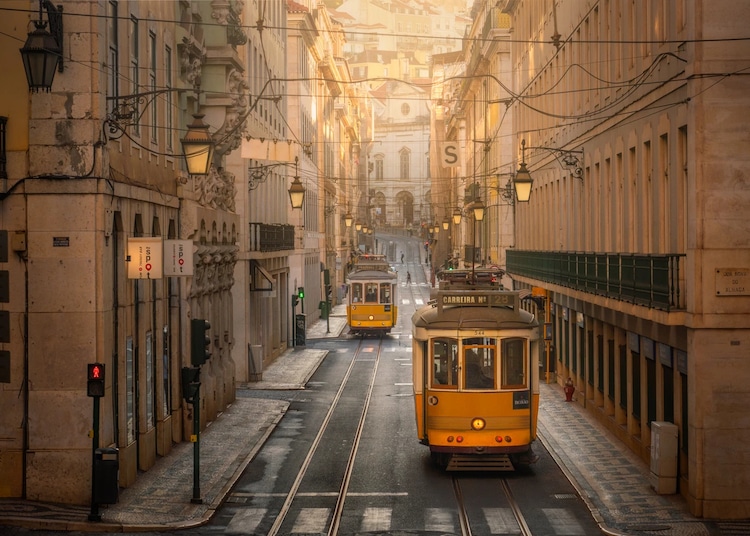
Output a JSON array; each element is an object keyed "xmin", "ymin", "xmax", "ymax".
[
  {"xmin": 442, "ymin": 218, "xmax": 450, "ymax": 231},
  {"xmin": 287, "ymin": 157, "xmax": 305, "ymax": 209},
  {"xmin": 513, "ymin": 140, "xmax": 533, "ymax": 202},
  {"xmin": 344, "ymin": 211, "xmax": 353, "ymax": 228},
  {"xmin": 19, "ymin": 0, "xmax": 63, "ymax": 92},
  {"xmin": 452, "ymin": 208, "xmax": 462, "ymax": 225},
  {"xmin": 180, "ymin": 114, "xmax": 215, "ymax": 176}
]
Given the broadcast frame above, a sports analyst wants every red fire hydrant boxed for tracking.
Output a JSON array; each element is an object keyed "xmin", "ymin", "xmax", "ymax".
[{"xmin": 564, "ymin": 377, "xmax": 575, "ymax": 402}]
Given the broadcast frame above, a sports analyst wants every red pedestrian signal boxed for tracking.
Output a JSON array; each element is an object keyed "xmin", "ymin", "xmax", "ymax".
[{"xmin": 87, "ymin": 363, "xmax": 105, "ymax": 397}]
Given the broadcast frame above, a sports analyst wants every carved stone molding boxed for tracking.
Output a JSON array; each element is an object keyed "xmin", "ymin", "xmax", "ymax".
[
  {"xmin": 190, "ymin": 243, "xmax": 239, "ymax": 298},
  {"xmin": 213, "ymin": 69, "xmax": 250, "ymax": 157},
  {"xmin": 178, "ymin": 34, "xmax": 205, "ymax": 86},
  {"xmin": 195, "ymin": 167, "xmax": 237, "ymax": 212}
]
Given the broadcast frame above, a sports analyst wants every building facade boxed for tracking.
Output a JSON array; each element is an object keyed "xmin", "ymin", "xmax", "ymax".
[
  {"xmin": 496, "ymin": 0, "xmax": 750, "ymax": 519},
  {"xmin": 0, "ymin": 0, "xmax": 245, "ymax": 504}
]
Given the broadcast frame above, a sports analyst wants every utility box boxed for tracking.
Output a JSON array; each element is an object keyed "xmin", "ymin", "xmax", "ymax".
[
  {"xmin": 93, "ymin": 448, "xmax": 119, "ymax": 504},
  {"xmin": 248, "ymin": 344, "xmax": 263, "ymax": 382},
  {"xmin": 650, "ymin": 421, "xmax": 678, "ymax": 494}
]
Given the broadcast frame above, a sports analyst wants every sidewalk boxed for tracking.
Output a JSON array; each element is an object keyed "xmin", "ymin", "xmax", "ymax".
[{"xmin": 0, "ymin": 306, "xmax": 713, "ymax": 535}]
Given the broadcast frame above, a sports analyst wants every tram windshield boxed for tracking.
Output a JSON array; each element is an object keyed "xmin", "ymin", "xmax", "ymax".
[
  {"xmin": 432, "ymin": 338, "xmax": 458, "ymax": 387},
  {"xmin": 351, "ymin": 283, "xmax": 363, "ymax": 303},
  {"xmin": 364, "ymin": 283, "xmax": 379, "ymax": 303},
  {"xmin": 463, "ymin": 337, "xmax": 496, "ymax": 389}
]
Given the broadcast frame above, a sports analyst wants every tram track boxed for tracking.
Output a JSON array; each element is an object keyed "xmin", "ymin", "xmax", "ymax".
[
  {"xmin": 452, "ymin": 475, "xmax": 534, "ymax": 536},
  {"xmin": 266, "ymin": 337, "xmax": 384, "ymax": 536}
]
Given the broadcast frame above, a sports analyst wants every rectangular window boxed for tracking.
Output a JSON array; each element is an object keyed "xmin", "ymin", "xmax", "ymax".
[
  {"xmin": 0, "ymin": 116, "xmax": 7, "ymax": 180},
  {"xmin": 146, "ymin": 330, "xmax": 154, "ymax": 428},
  {"xmin": 165, "ymin": 46, "xmax": 173, "ymax": 150},
  {"xmin": 351, "ymin": 283, "xmax": 363, "ymax": 303},
  {"xmin": 432, "ymin": 338, "xmax": 458, "ymax": 388},
  {"xmin": 162, "ymin": 325, "xmax": 170, "ymax": 416},
  {"xmin": 108, "ymin": 1, "xmax": 119, "ymax": 105},
  {"xmin": 501, "ymin": 338, "xmax": 527, "ymax": 389},
  {"xmin": 364, "ymin": 283, "xmax": 378, "ymax": 303},
  {"xmin": 375, "ymin": 159, "xmax": 384, "ymax": 181},
  {"xmin": 130, "ymin": 16, "xmax": 140, "ymax": 135},
  {"xmin": 463, "ymin": 337, "xmax": 496, "ymax": 390},
  {"xmin": 149, "ymin": 30, "xmax": 157, "ymax": 143},
  {"xmin": 379, "ymin": 283, "xmax": 391, "ymax": 303},
  {"xmin": 126, "ymin": 336, "xmax": 135, "ymax": 444}
]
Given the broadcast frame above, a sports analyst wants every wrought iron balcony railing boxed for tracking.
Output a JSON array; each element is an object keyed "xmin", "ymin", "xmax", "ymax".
[
  {"xmin": 506, "ymin": 250, "xmax": 687, "ymax": 311},
  {"xmin": 249, "ymin": 223, "xmax": 295, "ymax": 252}
]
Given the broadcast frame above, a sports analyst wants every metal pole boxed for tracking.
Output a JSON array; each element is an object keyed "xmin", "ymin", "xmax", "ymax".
[
  {"xmin": 191, "ymin": 388, "xmax": 202, "ymax": 504},
  {"xmin": 88, "ymin": 397, "xmax": 101, "ymax": 521}
]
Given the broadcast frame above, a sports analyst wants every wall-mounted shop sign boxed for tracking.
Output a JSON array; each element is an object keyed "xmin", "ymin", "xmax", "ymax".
[
  {"xmin": 164, "ymin": 240, "xmax": 193, "ymax": 276},
  {"xmin": 127, "ymin": 237, "xmax": 163, "ymax": 279}
]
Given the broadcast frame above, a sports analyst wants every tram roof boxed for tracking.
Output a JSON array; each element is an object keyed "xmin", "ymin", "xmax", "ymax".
[
  {"xmin": 411, "ymin": 290, "xmax": 538, "ymax": 330},
  {"xmin": 347, "ymin": 269, "xmax": 397, "ymax": 281}
]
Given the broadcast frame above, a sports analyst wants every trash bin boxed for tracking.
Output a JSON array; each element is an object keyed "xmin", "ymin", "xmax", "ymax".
[
  {"xmin": 93, "ymin": 447, "xmax": 119, "ymax": 504},
  {"xmin": 319, "ymin": 300, "xmax": 328, "ymax": 320}
]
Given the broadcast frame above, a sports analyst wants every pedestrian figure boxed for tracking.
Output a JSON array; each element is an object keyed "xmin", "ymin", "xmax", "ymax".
[
  {"xmin": 406, "ymin": 271, "xmax": 411, "ymax": 284},
  {"xmin": 401, "ymin": 253, "xmax": 404, "ymax": 263}
]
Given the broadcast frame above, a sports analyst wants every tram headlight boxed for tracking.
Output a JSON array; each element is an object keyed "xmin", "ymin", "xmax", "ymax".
[
  {"xmin": 368, "ymin": 315, "xmax": 374, "ymax": 320},
  {"xmin": 471, "ymin": 418, "xmax": 486, "ymax": 431}
]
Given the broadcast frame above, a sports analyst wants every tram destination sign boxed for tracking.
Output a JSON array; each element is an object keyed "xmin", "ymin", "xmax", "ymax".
[{"xmin": 437, "ymin": 291, "xmax": 518, "ymax": 312}]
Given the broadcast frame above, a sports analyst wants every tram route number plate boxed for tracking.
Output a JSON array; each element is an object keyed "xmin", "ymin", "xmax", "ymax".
[
  {"xmin": 438, "ymin": 291, "xmax": 518, "ymax": 310},
  {"xmin": 715, "ymin": 268, "xmax": 750, "ymax": 296}
]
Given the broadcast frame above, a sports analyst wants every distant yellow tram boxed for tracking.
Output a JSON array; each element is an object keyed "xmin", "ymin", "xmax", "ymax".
[
  {"xmin": 411, "ymin": 270, "xmax": 541, "ymax": 470},
  {"xmin": 346, "ymin": 254, "xmax": 398, "ymax": 336}
]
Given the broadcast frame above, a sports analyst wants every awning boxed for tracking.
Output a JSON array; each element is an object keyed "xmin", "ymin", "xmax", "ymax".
[{"xmin": 250, "ymin": 261, "xmax": 274, "ymax": 291}]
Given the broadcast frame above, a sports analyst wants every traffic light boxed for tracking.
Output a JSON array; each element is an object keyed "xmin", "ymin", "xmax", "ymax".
[
  {"xmin": 190, "ymin": 318, "xmax": 211, "ymax": 367},
  {"xmin": 87, "ymin": 362, "xmax": 105, "ymax": 398},
  {"xmin": 181, "ymin": 366, "xmax": 200, "ymax": 403},
  {"xmin": 292, "ymin": 293, "xmax": 299, "ymax": 308},
  {"xmin": 297, "ymin": 287, "xmax": 305, "ymax": 299}
]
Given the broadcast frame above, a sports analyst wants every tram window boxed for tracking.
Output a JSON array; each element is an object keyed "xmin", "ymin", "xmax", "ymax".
[
  {"xmin": 432, "ymin": 338, "xmax": 457, "ymax": 388},
  {"xmin": 464, "ymin": 345, "xmax": 496, "ymax": 389},
  {"xmin": 501, "ymin": 338, "xmax": 527, "ymax": 389},
  {"xmin": 365, "ymin": 284, "xmax": 378, "ymax": 302},
  {"xmin": 380, "ymin": 283, "xmax": 391, "ymax": 303},
  {"xmin": 351, "ymin": 283, "xmax": 363, "ymax": 303}
]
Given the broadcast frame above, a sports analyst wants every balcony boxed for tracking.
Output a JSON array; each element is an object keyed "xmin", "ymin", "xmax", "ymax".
[
  {"xmin": 249, "ymin": 223, "xmax": 295, "ymax": 252},
  {"xmin": 506, "ymin": 250, "xmax": 686, "ymax": 311}
]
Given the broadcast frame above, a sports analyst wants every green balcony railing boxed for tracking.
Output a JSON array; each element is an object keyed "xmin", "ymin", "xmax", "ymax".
[
  {"xmin": 506, "ymin": 250, "xmax": 686, "ymax": 311},
  {"xmin": 249, "ymin": 223, "xmax": 295, "ymax": 252}
]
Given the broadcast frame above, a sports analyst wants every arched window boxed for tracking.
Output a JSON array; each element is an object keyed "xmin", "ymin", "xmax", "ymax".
[{"xmin": 400, "ymin": 148, "xmax": 410, "ymax": 180}]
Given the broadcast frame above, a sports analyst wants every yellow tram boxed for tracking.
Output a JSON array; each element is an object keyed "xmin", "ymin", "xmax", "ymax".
[
  {"xmin": 346, "ymin": 254, "xmax": 398, "ymax": 336},
  {"xmin": 411, "ymin": 269, "xmax": 541, "ymax": 470}
]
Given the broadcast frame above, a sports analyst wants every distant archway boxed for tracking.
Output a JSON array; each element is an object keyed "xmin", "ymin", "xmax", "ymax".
[{"xmin": 395, "ymin": 191, "xmax": 415, "ymax": 227}]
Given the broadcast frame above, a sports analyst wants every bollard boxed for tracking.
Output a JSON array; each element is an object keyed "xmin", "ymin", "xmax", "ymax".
[{"xmin": 564, "ymin": 377, "xmax": 575, "ymax": 402}]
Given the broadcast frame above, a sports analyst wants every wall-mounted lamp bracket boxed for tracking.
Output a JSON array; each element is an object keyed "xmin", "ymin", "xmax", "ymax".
[
  {"xmin": 527, "ymin": 145, "xmax": 584, "ymax": 179},
  {"xmin": 105, "ymin": 88, "xmax": 184, "ymax": 139}
]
